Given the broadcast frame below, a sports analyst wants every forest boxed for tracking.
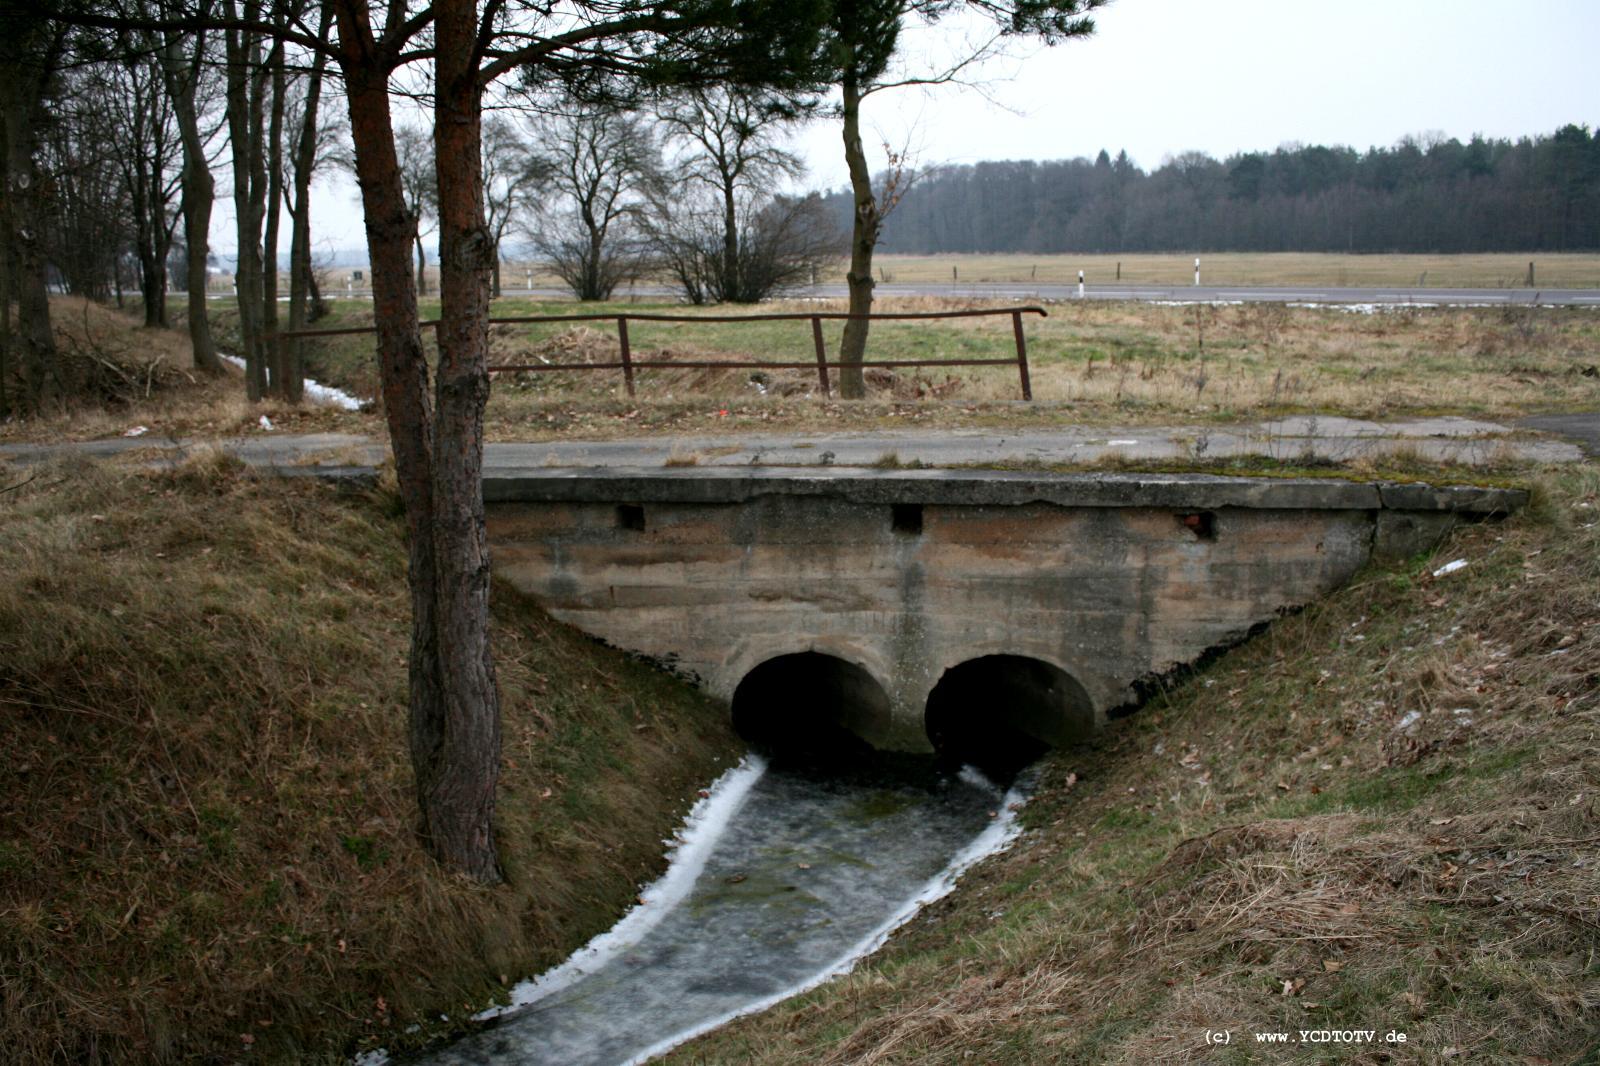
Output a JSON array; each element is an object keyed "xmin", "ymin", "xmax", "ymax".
[{"xmin": 847, "ymin": 126, "xmax": 1600, "ymax": 254}]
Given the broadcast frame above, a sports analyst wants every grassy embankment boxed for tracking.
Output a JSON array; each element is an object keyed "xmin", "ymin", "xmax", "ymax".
[
  {"xmin": 664, "ymin": 471, "xmax": 1600, "ymax": 1064},
  {"xmin": 247, "ymin": 295, "xmax": 1600, "ymax": 443},
  {"xmin": 0, "ymin": 440, "xmax": 744, "ymax": 1061}
]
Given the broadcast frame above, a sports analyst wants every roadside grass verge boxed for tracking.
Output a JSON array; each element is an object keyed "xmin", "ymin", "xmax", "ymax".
[
  {"xmin": 0, "ymin": 453, "xmax": 742, "ymax": 1064},
  {"xmin": 666, "ymin": 468, "xmax": 1600, "ymax": 1065}
]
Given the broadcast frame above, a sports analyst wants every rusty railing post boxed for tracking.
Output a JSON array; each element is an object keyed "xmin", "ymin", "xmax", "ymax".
[
  {"xmin": 1011, "ymin": 310, "xmax": 1033, "ymax": 401},
  {"xmin": 616, "ymin": 316, "xmax": 635, "ymax": 397},
  {"xmin": 811, "ymin": 316, "xmax": 831, "ymax": 397}
]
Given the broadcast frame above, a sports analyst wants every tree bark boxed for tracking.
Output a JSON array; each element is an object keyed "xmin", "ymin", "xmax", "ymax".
[
  {"xmin": 161, "ymin": 27, "xmax": 224, "ymax": 373},
  {"xmin": 261, "ymin": 22, "xmax": 287, "ymax": 396},
  {"xmin": 285, "ymin": 26, "xmax": 329, "ymax": 405},
  {"xmin": 836, "ymin": 75, "xmax": 876, "ymax": 400},
  {"xmin": 333, "ymin": 0, "xmax": 498, "ymax": 884},
  {"xmin": 224, "ymin": 6, "xmax": 269, "ymax": 400},
  {"xmin": 415, "ymin": 235, "xmax": 428, "ymax": 296},
  {"xmin": 0, "ymin": 21, "xmax": 61, "ymax": 412},
  {"xmin": 428, "ymin": 0, "xmax": 502, "ymax": 884}
]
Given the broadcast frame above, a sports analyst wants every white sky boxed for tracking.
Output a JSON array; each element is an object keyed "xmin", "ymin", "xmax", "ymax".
[{"xmin": 214, "ymin": 0, "xmax": 1600, "ymax": 260}]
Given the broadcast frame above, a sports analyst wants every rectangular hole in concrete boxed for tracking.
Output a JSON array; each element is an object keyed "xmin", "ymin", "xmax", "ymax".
[
  {"xmin": 616, "ymin": 504, "xmax": 646, "ymax": 532},
  {"xmin": 891, "ymin": 503, "xmax": 924, "ymax": 536},
  {"xmin": 1178, "ymin": 511, "xmax": 1216, "ymax": 540}
]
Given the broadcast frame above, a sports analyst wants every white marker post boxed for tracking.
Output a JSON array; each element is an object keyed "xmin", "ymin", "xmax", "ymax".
[
  {"xmin": 525, "ymin": 270, "xmax": 532, "ymax": 291},
  {"xmin": 1194, "ymin": 257, "xmax": 1201, "ymax": 287},
  {"xmin": 1078, "ymin": 270, "xmax": 1085, "ymax": 299}
]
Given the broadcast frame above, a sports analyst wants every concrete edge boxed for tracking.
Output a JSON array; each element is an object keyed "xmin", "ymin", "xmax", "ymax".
[{"xmin": 480, "ymin": 465, "xmax": 1525, "ymax": 514}]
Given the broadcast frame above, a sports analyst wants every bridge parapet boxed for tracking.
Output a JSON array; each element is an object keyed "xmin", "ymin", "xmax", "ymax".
[{"xmin": 485, "ymin": 468, "xmax": 1522, "ymax": 755}]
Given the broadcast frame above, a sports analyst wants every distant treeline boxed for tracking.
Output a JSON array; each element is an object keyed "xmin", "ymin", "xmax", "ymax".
[{"xmin": 843, "ymin": 126, "xmax": 1600, "ymax": 254}]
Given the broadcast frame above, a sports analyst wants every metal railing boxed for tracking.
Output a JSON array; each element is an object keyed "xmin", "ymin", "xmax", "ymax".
[{"xmin": 277, "ymin": 305, "xmax": 1047, "ymax": 400}]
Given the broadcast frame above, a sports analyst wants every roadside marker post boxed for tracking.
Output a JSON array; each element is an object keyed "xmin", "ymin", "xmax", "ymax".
[
  {"xmin": 1194, "ymin": 257, "xmax": 1201, "ymax": 286},
  {"xmin": 1078, "ymin": 270, "xmax": 1085, "ymax": 299}
]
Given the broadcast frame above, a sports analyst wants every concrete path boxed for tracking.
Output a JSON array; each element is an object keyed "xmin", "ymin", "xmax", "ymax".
[{"xmin": 1, "ymin": 414, "xmax": 1590, "ymax": 472}]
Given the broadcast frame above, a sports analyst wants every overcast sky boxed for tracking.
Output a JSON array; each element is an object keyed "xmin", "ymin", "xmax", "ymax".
[{"xmin": 220, "ymin": 0, "xmax": 1600, "ymax": 259}]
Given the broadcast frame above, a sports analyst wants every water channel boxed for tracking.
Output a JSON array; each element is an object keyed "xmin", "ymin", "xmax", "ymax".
[{"xmin": 395, "ymin": 752, "xmax": 1028, "ymax": 1066}]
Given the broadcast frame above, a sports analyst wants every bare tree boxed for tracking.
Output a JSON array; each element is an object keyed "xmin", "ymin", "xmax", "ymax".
[
  {"xmin": 158, "ymin": 12, "xmax": 227, "ymax": 373},
  {"xmin": 281, "ymin": 2, "xmax": 335, "ymax": 402},
  {"xmin": 655, "ymin": 87, "xmax": 806, "ymax": 303},
  {"xmin": 648, "ymin": 185, "xmax": 838, "ymax": 305},
  {"xmin": 106, "ymin": 47, "xmax": 183, "ymax": 328},
  {"xmin": 393, "ymin": 124, "xmax": 436, "ymax": 296},
  {"xmin": 528, "ymin": 107, "xmax": 660, "ymax": 302},
  {"xmin": 480, "ymin": 114, "xmax": 545, "ymax": 298}
]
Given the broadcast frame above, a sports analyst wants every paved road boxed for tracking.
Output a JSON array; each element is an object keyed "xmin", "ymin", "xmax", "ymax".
[
  {"xmin": 242, "ymin": 282, "xmax": 1600, "ymax": 309},
  {"xmin": 3, "ymin": 415, "xmax": 1587, "ymax": 471}
]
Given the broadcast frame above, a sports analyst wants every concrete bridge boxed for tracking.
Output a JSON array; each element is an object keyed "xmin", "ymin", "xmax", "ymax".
[{"xmin": 485, "ymin": 467, "xmax": 1522, "ymax": 762}]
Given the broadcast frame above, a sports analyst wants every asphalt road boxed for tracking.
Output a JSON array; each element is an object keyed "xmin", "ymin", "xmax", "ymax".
[{"xmin": 284, "ymin": 281, "xmax": 1600, "ymax": 308}]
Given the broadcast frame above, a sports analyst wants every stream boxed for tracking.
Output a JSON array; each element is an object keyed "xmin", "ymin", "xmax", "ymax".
[{"xmin": 397, "ymin": 752, "xmax": 1027, "ymax": 1066}]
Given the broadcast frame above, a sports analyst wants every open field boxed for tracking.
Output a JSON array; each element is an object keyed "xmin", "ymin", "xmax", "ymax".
[
  {"xmin": 668, "ymin": 468, "xmax": 1600, "ymax": 1065},
  {"xmin": 863, "ymin": 252, "xmax": 1600, "ymax": 290},
  {"xmin": 258, "ymin": 253, "xmax": 1600, "ymax": 296}
]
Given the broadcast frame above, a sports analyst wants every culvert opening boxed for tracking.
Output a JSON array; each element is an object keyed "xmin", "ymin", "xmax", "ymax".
[
  {"xmin": 731, "ymin": 653, "xmax": 889, "ymax": 765},
  {"xmin": 925, "ymin": 655, "xmax": 1095, "ymax": 780}
]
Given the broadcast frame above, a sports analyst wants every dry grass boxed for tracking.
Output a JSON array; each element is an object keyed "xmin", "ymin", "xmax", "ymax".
[
  {"xmin": 0, "ymin": 298, "xmax": 375, "ymax": 445},
  {"xmin": 466, "ymin": 296, "xmax": 1600, "ymax": 439},
  {"xmin": 316, "ymin": 253, "xmax": 1600, "ymax": 293},
  {"xmin": 668, "ymin": 470, "xmax": 1600, "ymax": 1064},
  {"xmin": 0, "ymin": 453, "xmax": 741, "ymax": 1064}
]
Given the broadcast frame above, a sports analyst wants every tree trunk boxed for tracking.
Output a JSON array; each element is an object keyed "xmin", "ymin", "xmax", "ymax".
[
  {"xmin": 262, "ymin": 32, "xmax": 287, "ymax": 397},
  {"xmin": 836, "ymin": 75, "xmax": 876, "ymax": 400},
  {"xmin": 285, "ymin": 33, "xmax": 328, "ymax": 405},
  {"xmin": 0, "ymin": 23, "xmax": 60, "ymax": 412},
  {"xmin": 225, "ymin": 9, "xmax": 268, "ymax": 401},
  {"xmin": 415, "ymin": 235, "xmax": 428, "ymax": 296},
  {"xmin": 162, "ymin": 28, "xmax": 224, "ymax": 374},
  {"xmin": 721, "ymin": 173, "xmax": 738, "ymax": 302},
  {"xmin": 334, "ymin": 0, "xmax": 498, "ymax": 884},
  {"xmin": 428, "ymin": 0, "xmax": 502, "ymax": 884}
]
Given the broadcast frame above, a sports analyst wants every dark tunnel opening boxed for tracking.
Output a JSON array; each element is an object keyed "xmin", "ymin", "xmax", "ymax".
[
  {"xmin": 925, "ymin": 655, "xmax": 1094, "ymax": 781},
  {"xmin": 731, "ymin": 653, "xmax": 889, "ymax": 766}
]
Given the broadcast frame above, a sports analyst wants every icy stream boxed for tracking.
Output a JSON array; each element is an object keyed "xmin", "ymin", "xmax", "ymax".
[{"xmin": 400, "ymin": 753, "xmax": 1026, "ymax": 1066}]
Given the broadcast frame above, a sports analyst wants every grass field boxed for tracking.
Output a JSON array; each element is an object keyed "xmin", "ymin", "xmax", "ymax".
[
  {"xmin": 275, "ymin": 252, "xmax": 1600, "ymax": 295},
  {"xmin": 235, "ymin": 295, "xmax": 1600, "ymax": 443},
  {"xmin": 863, "ymin": 252, "xmax": 1600, "ymax": 290}
]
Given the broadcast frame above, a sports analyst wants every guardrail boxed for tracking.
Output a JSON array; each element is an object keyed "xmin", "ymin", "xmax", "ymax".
[{"xmin": 276, "ymin": 305, "xmax": 1046, "ymax": 400}]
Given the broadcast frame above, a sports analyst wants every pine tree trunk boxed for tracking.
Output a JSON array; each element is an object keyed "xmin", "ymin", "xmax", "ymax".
[
  {"xmin": 427, "ymin": 0, "xmax": 502, "ymax": 884},
  {"xmin": 837, "ymin": 76, "xmax": 875, "ymax": 400},
  {"xmin": 334, "ymin": 0, "xmax": 498, "ymax": 884}
]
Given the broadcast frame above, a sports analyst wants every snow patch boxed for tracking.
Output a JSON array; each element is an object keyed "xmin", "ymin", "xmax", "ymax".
[{"xmin": 220, "ymin": 351, "xmax": 366, "ymax": 411}]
